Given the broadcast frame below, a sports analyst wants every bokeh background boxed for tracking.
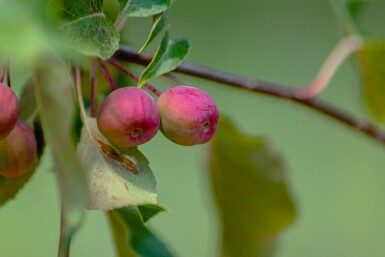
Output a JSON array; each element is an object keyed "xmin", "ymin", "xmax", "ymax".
[{"xmin": 1, "ymin": 0, "xmax": 385, "ymax": 257}]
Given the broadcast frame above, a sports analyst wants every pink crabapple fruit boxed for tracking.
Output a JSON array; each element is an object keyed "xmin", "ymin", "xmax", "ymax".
[
  {"xmin": 97, "ymin": 87, "xmax": 160, "ymax": 148},
  {"xmin": 0, "ymin": 120, "xmax": 37, "ymax": 178},
  {"xmin": 157, "ymin": 85, "xmax": 219, "ymax": 146},
  {"xmin": 0, "ymin": 83, "xmax": 18, "ymax": 140}
]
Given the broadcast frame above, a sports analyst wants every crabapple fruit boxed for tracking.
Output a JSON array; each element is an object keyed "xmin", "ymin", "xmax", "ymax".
[
  {"xmin": 0, "ymin": 121, "xmax": 37, "ymax": 178},
  {"xmin": 0, "ymin": 83, "xmax": 18, "ymax": 140},
  {"xmin": 97, "ymin": 87, "xmax": 160, "ymax": 148},
  {"xmin": 157, "ymin": 85, "xmax": 219, "ymax": 146}
]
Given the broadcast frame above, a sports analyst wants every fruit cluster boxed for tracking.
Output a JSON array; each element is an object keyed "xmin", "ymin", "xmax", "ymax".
[
  {"xmin": 0, "ymin": 83, "xmax": 37, "ymax": 178},
  {"xmin": 97, "ymin": 85, "xmax": 219, "ymax": 148}
]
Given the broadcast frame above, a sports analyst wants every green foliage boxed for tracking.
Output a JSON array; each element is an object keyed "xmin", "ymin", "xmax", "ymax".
[
  {"xmin": 346, "ymin": 0, "xmax": 367, "ymax": 21},
  {"xmin": 33, "ymin": 56, "xmax": 87, "ymax": 252},
  {"xmin": 139, "ymin": 14, "xmax": 167, "ymax": 53},
  {"xmin": 138, "ymin": 204, "xmax": 166, "ymax": 223},
  {"xmin": 119, "ymin": 0, "xmax": 173, "ymax": 17},
  {"xmin": 139, "ymin": 31, "xmax": 190, "ymax": 87},
  {"xmin": 356, "ymin": 41, "xmax": 385, "ymax": 122},
  {"xmin": 0, "ymin": 161, "xmax": 37, "ymax": 207},
  {"xmin": 0, "ymin": 0, "xmax": 58, "ymax": 65},
  {"xmin": 18, "ymin": 79, "xmax": 38, "ymax": 122},
  {"xmin": 77, "ymin": 118, "xmax": 157, "ymax": 210},
  {"xmin": 108, "ymin": 206, "xmax": 175, "ymax": 257},
  {"xmin": 61, "ymin": 0, "xmax": 120, "ymax": 59},
  {"xmin": 208, "ymin": 117, "xmax": 297, "ymax": 257}
]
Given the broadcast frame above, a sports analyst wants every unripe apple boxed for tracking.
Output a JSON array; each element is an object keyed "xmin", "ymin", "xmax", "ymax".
[
  {"xmin": 0, "ymin": 83, "xmax": 18, "ymax": 140},
  {"xmin": 157, "ymin": 85, "xmax": 219, "ymax": 146},
  {"xmin": 0, "ymin": 121, "xmax": 37, "ymax": 178},
  {"xmin": 97, "ymin": 87, "xmax": 160, "ymax": 148}
]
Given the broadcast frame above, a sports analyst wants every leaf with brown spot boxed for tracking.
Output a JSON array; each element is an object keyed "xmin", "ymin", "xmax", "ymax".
[
  {"xmin": 93, "ymin": 136, "xmax": 138, "ymax": 174},
  {"xmin": 77, "ymin": 117, "xmax": 157, "ymax": 211}
]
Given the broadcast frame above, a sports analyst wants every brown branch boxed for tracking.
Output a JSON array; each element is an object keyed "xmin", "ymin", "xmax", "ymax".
[{"xmin": 114, "ymin": 46, "xmax": 385, "ymax": 145}]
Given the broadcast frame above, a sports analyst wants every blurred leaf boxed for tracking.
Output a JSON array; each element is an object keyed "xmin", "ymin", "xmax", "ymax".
[
  {"xmin": 19, "ymin": 79, "xmax": 46, "ymax": 156},
  {"xmin": 33, "ymin": 55, "xmax": 87, "ymax": 254},
  {"xmin": 0, "ymin": 0, "xmax": 58, "ymax": 65},
  {"xmin": 119, "ymin": 0, "xmax": 173, "ymax": 17},
  {"xmin": 19, "ymin": 79, "xmax": 38, "ymax": 122},
  {"xmin": 208, "ymin": 117, "xmax": 297, "ymax": 257},
  {"xmin": 346, "ymin": 0, "xmax": 367, "ymax": 21},
  {"xmin": 331, "ymin": 0, "xmax": 362, "ymax": 35},
  {"xmin": 138, "ymin": 204, "xmax": 166, "ymax": 223},
  {"xmin": 77, "ymin": 118, "xmax": 157, "ymax": 210},
  {"xmin": 138, "ymin": 13, "xmax": 167, "ymax": 53},
  {"xmin": 108, "ymin": 206, "xmax": 175, "ymax": 257},
  {"xmin": 138, "ymin": 31, "xmax": 190, "ymax": 87},
  {"xmin": 108, "ymin": 210, "xmax": 139, "ymax": 257},
  {"xmin": 61, "ymin": 0, "xmax": 120, "ymax": 59},
  {"xmin": 0, "ymin": 160, "xmax": 38, "ymax": 207},
  {"xmin": 356, "ymin": 40, "xmax": 385, "ymax": 122}
]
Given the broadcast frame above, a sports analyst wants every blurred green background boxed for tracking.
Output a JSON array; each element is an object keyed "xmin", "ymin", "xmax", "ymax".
[{"xmin": 1, "ymin": 0, "xmax": 385, "ymax": 257}]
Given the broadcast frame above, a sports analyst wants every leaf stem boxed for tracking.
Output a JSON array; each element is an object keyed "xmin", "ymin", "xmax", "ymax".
[
  {"xmin": 297, "ymin": 35, "xmax": 363, "ymax": 98},
  {"xmin": 97, "ymin": 59, "xmax": 118, "ymax": 91},
  {"xmin": 107, "ymin": 59, "xmax": 162, "ymax": 97},
  {"xmin": 90, "ymin": 60, "xmax": 96, "ymax": 117},
  {"xmin": 114, "ymin": 46, "xmax": 385, "ymax": 146},
  {"xmin": 58, "ymin": 207, "xmax": 71, "ymax": 257},
  {"xmin": 114, "ymin": 0, "xmax": 132, "ymax": 32}
]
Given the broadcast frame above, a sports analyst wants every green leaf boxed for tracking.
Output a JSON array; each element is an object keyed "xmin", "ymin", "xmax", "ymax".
[
  {"xmin": 108, "ymin": 207, "xmax": 175, "ymax": 257},
  {"xmin": 356, "ymin": 40, "xmax": 385, "ymax": 122},
  {"xmin": 0, "ymin": 160, "xmax": 38, "ymax": 207},
  {"xmin": 119, "ymin": 0, "xmax": 173, "ymax": 17},
  {"xmin": 61, "ymin": 0, "xmax": 120, "ymax": 59},
  {"xmin": 138, "ymin": 13, "xmax": 167, "ymax": 53},
  {"xmin": 33, "ymin": 55, "xmax": 87, "ymax": 254},
  {"xmin": 346, "ymin": 0, "xmax": 367, "ymax": 21},
  {"xmin": 138, "ymin": 31, "xmax": 190, "ymax": 87},
  {"xmin": 138, "ymin": 204, "xmax": 166, "ymax": 223},
  {"xmin": 19, "ymin": 79, "xmax": 38, "ymax": 122},
  {"xmin": 208, "ymin": 117, "xmax": 297, "ymax": 257},
  {"xmin": 108, "ymin": 210, "xmax": 139, "ymax": 257},
  {"xmin": 77, "ymin": 118, "xmax": 157, "ymax": 210}
]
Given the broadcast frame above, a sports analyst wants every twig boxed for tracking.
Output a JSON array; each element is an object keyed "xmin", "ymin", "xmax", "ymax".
[
  {"xmin": 114, "ymin": 46, "xmax": 385, "ymax": 145},
  {"xmin": 107, "ymin": 59, "xmax": 162, "ymax": 97}
]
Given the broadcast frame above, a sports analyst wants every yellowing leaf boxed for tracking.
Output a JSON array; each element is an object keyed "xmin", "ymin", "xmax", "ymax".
[{"xmin": 208, "ymin": 117, "xmax": 297, "ymax": 257}]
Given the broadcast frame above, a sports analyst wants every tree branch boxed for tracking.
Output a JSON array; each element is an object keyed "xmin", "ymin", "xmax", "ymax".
[{"xmin": 114, "ymin": 46, "xmax": 385, "ymax": 146}]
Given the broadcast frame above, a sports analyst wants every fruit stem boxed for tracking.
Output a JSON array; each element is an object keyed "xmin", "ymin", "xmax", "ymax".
[
  {"xmin": 90, "ymin": 60, "xmax": 96, "ymax": 117},
  {"xmin": 6, "ymin": 59, "xmax": 11, "ymax": 87},
  {"xmin": 163, "ymin": 73, "xmax": 183, "ymax": 85},
  {"xmin": 75, "ymin": 66, "xmax": 94, "ymax": 139},
  {"xmin": 97, "ymin": 59, "xmax": 118, "ymax": 91},
  {"xmin": 0, "ymin": 58, "xmax": 8, "ymax": 84},
  {"xmin": 107, "ymin": 59, "xmax": 162, "ymax": 97},
  {"xmin": 297, "ymin": 35, "xmax": 363, "ymax": 99}
]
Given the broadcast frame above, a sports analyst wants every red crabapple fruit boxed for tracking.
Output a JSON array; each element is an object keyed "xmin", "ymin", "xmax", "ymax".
[
  {"xmin": 0, "ymin": 121, "xmax": 37, "ymax": 178},
  {"xmin": 157, "ymin": 85, "xmax": 219, "ymax": 146},
  {"xmin": 97, "ymin": 87, "xmax": 160, "ymax": 148},
  {"xmin": 0, "ymin": 83, "xmax": 18, "ymax": 140}
]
